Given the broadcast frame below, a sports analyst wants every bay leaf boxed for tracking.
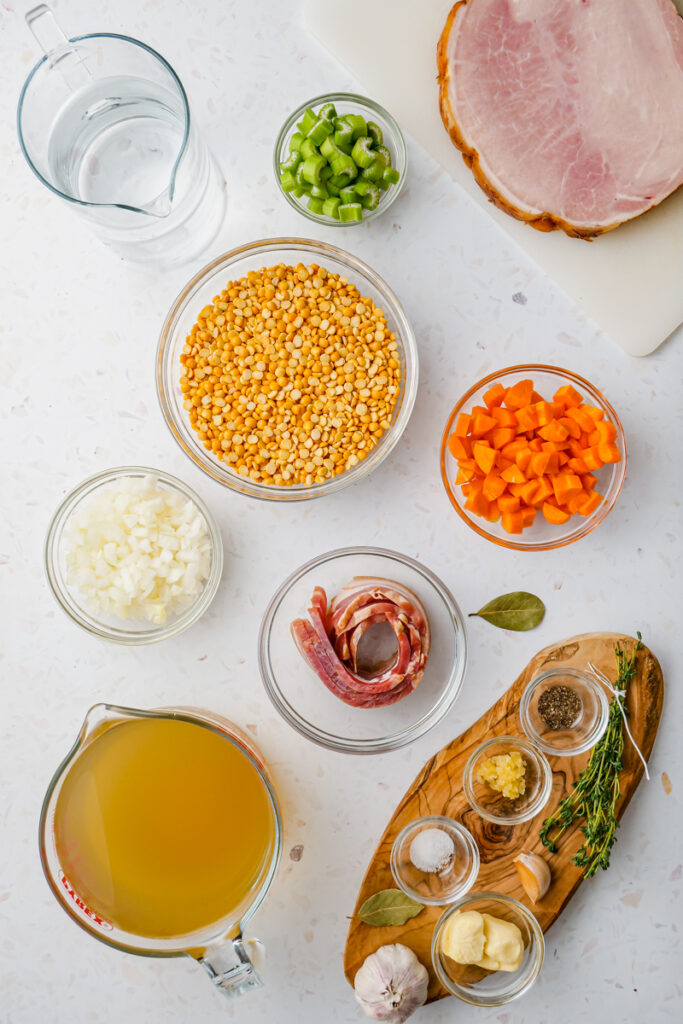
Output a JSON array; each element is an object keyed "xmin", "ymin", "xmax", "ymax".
[
  {"xmin": 358, "ymin": 889, "xmax": 424, "ymax": 927},
  {"xmin": 469, "ymin": 591, "xmax": 545, "ymax": 631}
]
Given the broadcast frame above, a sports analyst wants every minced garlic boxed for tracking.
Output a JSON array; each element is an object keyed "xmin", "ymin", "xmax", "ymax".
[{"xmin": 476, "ymin": 751, "xmax": 527, "ymax": 800}]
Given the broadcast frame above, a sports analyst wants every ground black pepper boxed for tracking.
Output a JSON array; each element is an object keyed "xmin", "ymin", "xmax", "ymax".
[{"xmin": 537, "ymin": 685, "xmax": 582, "ymax": 730}]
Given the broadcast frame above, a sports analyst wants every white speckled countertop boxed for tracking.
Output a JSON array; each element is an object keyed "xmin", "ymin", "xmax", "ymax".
[{"xmin": 1, "ymin": 2, "xmax": 682, "ymax": 1022}]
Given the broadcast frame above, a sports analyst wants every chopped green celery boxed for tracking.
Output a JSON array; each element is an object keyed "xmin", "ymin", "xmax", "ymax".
[
  {"xmin": 280, "ymin": 169, "xmax": 298, "ymax": 192},
  {"xmin": 319, "ymin": 164, "xmax": 333, "ymax": 182},
  {"xmin": 339, "ymin": 186, "xmax": 359, "ymax": 204},
  {"xmin": 318, "ymin": 102, "xmax": 337, "ymax": 121},
  {"xmin": 366, "ymin": 121, "xmax": 383, "ymax": 147},
  {"xmin": 310, "ymin": 182, "xmax": 329, "ymax": 200},
  {"xmin": 292, "ymin": 185, "xmax": 306, "ymax": 198},
  {"xmin": 339, "ymin": 113, "xmax": 367, "ymax": 140},
  {"xmin": 307, "ymin": 117, "xmax": 334, "ymax": 146},
  {"xmin": 354, "ymin": 179, "xmax": 380, "ymax": 210},
  {"xmin": 338, "ymin": 202, "xmax": 363, "ymax": 223},
  {"xmin": 382, "ymin": 166, "xmax": 400, "ymax": 186},
  {"xmin": 375, "ymin": 145, "xmax": 392, "ymax": 167},
  {"xmin": 326, "ymin": 180, "xmax": 341, "ymax": 197},
  {"xmin": 360, "ymin": 158, "xmax": 386, "ymax": 182},
  {"xmin": 330, "ymin": 153, "xmax": 357, "ymax": 181},
  {"xmin": 322, "ymin": 196, "xmax": 341, "ymax": 219},
  {"xmin": 320, "ymin": 135, "xmax": 341, "ymax": 161},
  {"xmin": 289, "ymin": 132, "xmax": 304, "ymax": 153},
  {"xmin": 300, "ymin": 137, "xmax": 319, "ymax": 160},
  {"xmin": 351, "ymin": 136, "xmax": 376, "ymax": 169},
  {"xmin": 280, "ymin": 150, "xmax": 302, "ymax": 173},
  {"xmin": 329, "ymin": 172, "xmax": 354, "ymax": 190},
  {"xmin": 295, "ymin": 161, "xmax": 308, "ymax": 186},
  {"xmin": 307, "ymin": 196, "xmax": 325, "ymax": 215},
  {"xmin": 333, "ymin": 124, "xmax": 355, "ymax": 153},
  {"xmin": 302, "ymin": 155, "xmax": 326, "ymax": 185},
  {"xmin": 299, "ymin": 108, "xmax": 318, "ymax": 135}
]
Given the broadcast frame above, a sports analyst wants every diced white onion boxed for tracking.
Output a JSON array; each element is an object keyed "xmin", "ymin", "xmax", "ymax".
[{"xmin": 64, "ymin": 475, "xmax": 212, "ymax": 626}]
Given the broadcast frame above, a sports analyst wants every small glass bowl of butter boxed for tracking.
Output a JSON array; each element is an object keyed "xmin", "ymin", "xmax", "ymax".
[
  {"xmin": 463, "ymin": 736, "xmax": 552, "ymax": 826},
  {"xmin": 431, "ymin": 891, "xmax": 544, "ymax": 1005}
]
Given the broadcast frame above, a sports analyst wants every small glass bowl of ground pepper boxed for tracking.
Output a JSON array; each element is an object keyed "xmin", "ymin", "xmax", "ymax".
[{"xmin": 520, "ymin": 667, "xmax": 610, "ymax": 757}]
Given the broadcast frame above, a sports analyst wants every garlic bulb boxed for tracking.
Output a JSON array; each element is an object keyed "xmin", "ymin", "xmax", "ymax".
[
  {"xmin": 354, "ymin": 944, "xmax": 429, "ymax": 1023},
  {"xmin": 514, "ymin": 851, "xmax": 552, "ymax": 903}
]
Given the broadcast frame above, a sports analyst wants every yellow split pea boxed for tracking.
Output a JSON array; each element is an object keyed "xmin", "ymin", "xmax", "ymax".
[{"xmin": 180, "ymin": 263, "xmax": 401, "ymax": 487}]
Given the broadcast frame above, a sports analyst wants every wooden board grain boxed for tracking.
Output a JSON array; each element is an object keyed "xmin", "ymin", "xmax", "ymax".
[{"xmin": 343, "ymin": 633, "xmax": 663, "ymax": 1001}]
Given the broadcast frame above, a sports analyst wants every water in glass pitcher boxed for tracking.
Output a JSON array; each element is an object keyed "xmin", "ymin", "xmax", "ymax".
[{"xmin": 46, "ymin": 76, "xmax": 185, "ymax": 211}]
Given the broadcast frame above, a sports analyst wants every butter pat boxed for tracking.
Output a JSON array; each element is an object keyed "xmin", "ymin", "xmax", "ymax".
[{"xmin": 441, "ymin": 910, "xmax": 524, "ymax": 973}]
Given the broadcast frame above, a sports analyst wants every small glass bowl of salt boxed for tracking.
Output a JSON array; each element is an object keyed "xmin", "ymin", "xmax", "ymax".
[{"xmin": 390, "ymin": 816, "xmax": 480, "ymax": 905}]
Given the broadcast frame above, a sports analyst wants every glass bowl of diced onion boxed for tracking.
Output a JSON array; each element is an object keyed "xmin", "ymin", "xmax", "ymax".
[
  {"xmin": 440, "ymin": 365, "xmax": 627, "ymax": 551},
  {"xmin": 44, "ymin": 466, "xmax": 223, "ymax": 644},
  {"xmin": 273, "ymin": 93, "xmax": 407, "ymax": 226}
]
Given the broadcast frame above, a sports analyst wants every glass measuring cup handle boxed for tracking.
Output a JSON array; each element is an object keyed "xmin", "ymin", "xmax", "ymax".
[
  {"xmin": 198, "ymin": 936, "xmax": 265, "ymax": 998},
  {"xmin": 25, "ymin": 4, "xmax": 91, "ymax": 91}
]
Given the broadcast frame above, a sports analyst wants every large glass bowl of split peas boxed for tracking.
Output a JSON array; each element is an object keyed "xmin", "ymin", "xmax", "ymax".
[{"xmin": 156, "ymin": 238, "xmax": 419, "ymax": 501}]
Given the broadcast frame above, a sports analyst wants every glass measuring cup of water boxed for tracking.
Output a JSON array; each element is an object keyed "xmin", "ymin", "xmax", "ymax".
[
  {"xmin": 17, "ymin": 5, "xmax": 226, "ymax": 265},
  {"xmin": 39, "ymin": 704, "xmax": 282, "ymax": 998}
]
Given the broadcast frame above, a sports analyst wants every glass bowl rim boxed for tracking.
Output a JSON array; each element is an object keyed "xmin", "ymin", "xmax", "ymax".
[
  {"xmin": 390, "ymin": 814, "xmax": 480, "ymax": 905},
  {"xmin": 463, "ymin": 734, "xmax": 553, "ymax": 825},
  {"xmin": 156, "ymin": 237, "xmax": 419, "ymax": 502},
  {"xmin": 431, "ymin": 890, "xmax": 545, "ymax": 1006},
  {"xmin": 257, "ymin": 545, "xmax": 467, "ymax": 754},
  {"xmin": 44, "ymin": 465, "xmax": 224, "ymax": 645},
  {"xmin": 440, "ymin": 363, "xmax": 627, "ymax": 551},
  {"xmin": 519, "ymin": 666, "xmax": 610, "ymax": 756},
  {"xmin": 272, "ymin": 91, "xmax": 407, "ymax": 226}
]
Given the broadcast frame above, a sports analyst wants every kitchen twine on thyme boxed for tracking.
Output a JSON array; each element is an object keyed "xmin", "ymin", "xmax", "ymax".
[{"xmin": 588, "ymin": 662, "xmax": 650, "ymax": 780}]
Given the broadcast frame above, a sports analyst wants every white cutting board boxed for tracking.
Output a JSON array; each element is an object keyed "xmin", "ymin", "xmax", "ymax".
[{"xmin": 305, "ymin": 0, "xmax": 683, "ymax": 356}]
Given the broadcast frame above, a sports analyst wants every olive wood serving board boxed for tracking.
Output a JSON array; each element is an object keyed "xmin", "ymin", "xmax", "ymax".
[{"xmin": 343, "ymin": 633, "xmax": 663, "ymax": 1001}]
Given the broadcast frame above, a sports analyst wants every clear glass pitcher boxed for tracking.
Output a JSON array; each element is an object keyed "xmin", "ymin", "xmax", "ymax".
[
  {"xmin": 17, "ymin": 5, "xmax": 226, "ymax": 265},
  {"xmin": 39, "ymin": 704, "xmax": 282, "ymax": 998}
]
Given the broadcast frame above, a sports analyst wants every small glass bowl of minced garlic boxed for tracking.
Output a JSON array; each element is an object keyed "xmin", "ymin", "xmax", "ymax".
[{"xmin": 463, "ymin": 736, "xmax": 552, "ymax": 825}]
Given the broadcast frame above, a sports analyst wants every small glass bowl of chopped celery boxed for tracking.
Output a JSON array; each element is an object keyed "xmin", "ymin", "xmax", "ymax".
[
  {"xmin": 274, "ymin": 93, "xmax": 407, "ymax": 225},
  {"xmin": 44, "ymin": 466, "xmax": 223, "ymax": 645},
  {"xmin": 463, "ymin": 736, "xmax": 552, "ymax": 826}
]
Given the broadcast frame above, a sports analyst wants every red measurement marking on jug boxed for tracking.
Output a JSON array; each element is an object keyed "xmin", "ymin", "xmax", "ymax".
[{"xmin": 60, "ymin": 873, "xmax": 113, "ymax": 931}]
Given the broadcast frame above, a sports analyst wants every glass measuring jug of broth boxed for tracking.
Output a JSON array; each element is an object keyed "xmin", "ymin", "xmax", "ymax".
[
  {"xmin": 39, "ymin": 705, "xmax": 282, "ymax": 997},
  {"xmin": 17, "ymin": 5, "xmax": 226, "ymax": 265}
]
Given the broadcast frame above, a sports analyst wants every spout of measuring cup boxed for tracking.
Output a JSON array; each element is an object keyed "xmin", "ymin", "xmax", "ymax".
[
  {"xmin": 139, "ymin": 190, "xmax": 174, "ymax": 219},
  {"xmin": 198, "ymin": 936, "xmax": 266, "ymax": 998}
]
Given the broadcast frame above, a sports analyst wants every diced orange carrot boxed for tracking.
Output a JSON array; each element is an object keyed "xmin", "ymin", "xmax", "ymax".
[
  {"xmin": 484, "ymin": 504, "xmax": 502, "ymax": 523},
  {"xmin": 504, "ymin": 378, "xmax": 535, "ymax": 409},
  {"xmin": 483, "ymin": 473, "xmax": 507, "ymax": 501},
  {"xmin": 597, "ymin": 441, "xmax": 621, "ymax": 463},
  {"xmin": 496, "ymin": 455, "xmax": 514, "ymax": 472},
  {"xmin": 501, "ymin": 439, "xmax": 528, "ymax": 459},
  {"xmin": 501, "ymin": 510, "xmax": 524, "ymax": 534},
  {"xmin": 527, "ymin": 437, "xmax": 544, "ymax": 452},
  {"xmin": 455, "ymin": 466, "xmax": 476, "ymax": 484},
  {"xmin": 532, "ymin": 400, "xmax": 556, "ymax": 426},
  {"xmin": 448, "ymin": 434, "xmax": 471, "ymax": 460},
  {"xmin": 498, "ymin": 494, "xmax": 521, "ymax": 513},
  {"xmin": 520, "ymin": 480, "xmax": 539, "ymax": 505},
  {"xmin": 566, "ymin": 406, "xmax": 596, "ymax": 433},
  {"xmin": 454, "ymin": 412, "xmax": 471, "ymax": 437},
  {"xmin": 559, "ymin": 416, "xmax": 581, "ymax": 439},
  {"xmin": 567, "ymin": 491, "xmax": 590, "ymax": 514},
  {"xmin": 471, "ymin": 405, "xmax": 489, "ymax": 417},
  {"xmin": 539, "ymin": 420, "xmax": 569, "ymax": 443},
  {"xmin": 465, "ymin": 491, "xmax": 490, "ymax": 516},
  {"xmin": 528, "ymin": 452, "xmax": 551, "ymax": 477},
  {"xmin": 501, "ymin": 464, "xmax": 526, "ymax": 484},
  {"xmin": 515, "ymin": 449, "xmax": 533, "ymax": 473},
  {"xmin": 593, "ymin": 420, "xmax": 617, "ymax": 443},
  {"xmin": 489, "ymin": 427, "xmax": 517, "ymax": 449},
  {"xmin": 491, "ymin": 406, "xmax": 518, "ymax": 427},
  {"xmin": 543, "ymin": 502, "xmax": 571, "ymax": 525},
  {"xmin": 568, "ymin": 456, "xmax": 589, "ymax": 474},
  {"xmin": 577, "ymin": 491, "xmax": 602, "ymax": 516},
  {"xmin": 508, "ymin": 481, "xmax": 528, "ymax": 498},
  {"xmin": 534, "ymin": 477, "xmax": 555, "ymax": 503},
  {"xmin": 473, "ymin": 443, "xmax": 497, "ymax": 475},
  {"xmin": 521, "ymin": 506, "xmax": 537, "ymax": 527},
  {"xmin": 582, "ymin": 404, "xmax": 604, "ymax": 422},
  {"xmin": 581, "ymin": 473, "xmax": 598, "ymax": 491},
  {"xmin": 530, "ymin": 390, "xmax": 544, "ymax": 403},
  {"xmin": 471, "ymin": 413, "xmax": 497, "ymax": 436},
  {"xmin": 582, "ymin": 447, "xmax": 604, "ymax": 471},
  {"xmin": 552, "ymin": 472, "xmax": 583, "ymax": 504},
  {"xmin": 553, "ymin": 384, "xmax": 584, "ymax": 408},
  {"xmin": 484, "ymin": 383, "xmax": 507, "ymax": 409},
  {"xmin": 515, "ymin": 405, "xmax": 540, "ymax": 432}
]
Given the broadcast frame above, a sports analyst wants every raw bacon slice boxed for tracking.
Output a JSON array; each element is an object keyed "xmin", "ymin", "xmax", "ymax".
[
  {"xmin": 290, "ymin": 577, "xmax": 431, "ymax": 708},
  {"xmin": 437, "ymin": 0, "xmax": 683, "ymax": 238}
]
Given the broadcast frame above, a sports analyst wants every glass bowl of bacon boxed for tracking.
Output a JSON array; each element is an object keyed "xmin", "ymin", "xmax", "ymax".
[
  {"xmin": 440, "ymin": 365, "xmax": 626, "ymax": 551},
  {"xmin": 258, "ymin": 546, "xmax": 467, "ymax": 753}
]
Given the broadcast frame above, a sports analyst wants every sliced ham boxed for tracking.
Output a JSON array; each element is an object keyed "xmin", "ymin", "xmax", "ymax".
[
  {"xmin": 437, "ymin": 0, "xmax": 683, "ymax": 237},
  {"xmin": 290, "ymin": 577, "xmax": 431, "ymax": 708}
]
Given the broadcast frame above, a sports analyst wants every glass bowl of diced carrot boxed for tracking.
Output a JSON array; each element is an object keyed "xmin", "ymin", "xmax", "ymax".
[{"xmin": 440, "ymin": 366, "xmax": 627, "ymax": 551}]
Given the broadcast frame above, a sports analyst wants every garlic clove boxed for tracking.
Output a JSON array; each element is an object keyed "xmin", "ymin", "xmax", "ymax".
[
  {"xmin": 354, "ymin": 943, "xmax": 429, "ymax": 1023},
  {"xmin": 514, "ymin": 851, "xmax": 552, "ymax": 903}
]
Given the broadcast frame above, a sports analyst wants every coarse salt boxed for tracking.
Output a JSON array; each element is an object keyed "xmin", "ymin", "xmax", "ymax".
[{"xmin": 409, "ymin": 827, "xmax": 455, "ymax": 874}]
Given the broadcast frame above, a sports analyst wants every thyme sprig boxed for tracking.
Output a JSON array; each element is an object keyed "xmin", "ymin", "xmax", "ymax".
[{"xmin": 539, "ymin": 634, "xmax": 643, "ymax": 877}]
